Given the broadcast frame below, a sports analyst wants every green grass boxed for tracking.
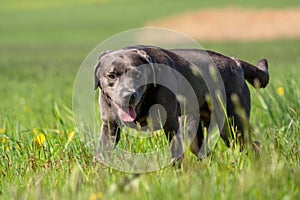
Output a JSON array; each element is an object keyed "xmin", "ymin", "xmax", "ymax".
[{"xmin": 1, "ymin": 0, "xmax": 300, "ymax": 199}]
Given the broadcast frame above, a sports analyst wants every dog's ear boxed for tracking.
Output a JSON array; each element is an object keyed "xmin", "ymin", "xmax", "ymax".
[
  {"xmin": 135, "ymin": 49, "xmax": 153, "ymax": 63},
  {"xmin": 94, "ymin": 62, "xmax": 101, "ymax": 90},
  {"xmin": 134, "ymin": 48, "xmax": 175, "ymax": 67},
  {"xmin": 134, "ymin": 49, "xmax": 158, "ymax": 86},
  {"xmin": 94, "ymin": 50, "xmax": 111, "ymax": 90},
  {"xmin": 134, "ymin": 48, "xmax": 176, "ymax": 87}
]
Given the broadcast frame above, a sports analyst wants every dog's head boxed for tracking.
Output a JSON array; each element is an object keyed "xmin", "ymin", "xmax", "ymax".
[{"xmin": 94, "ymin": 48, "xmax": 159, "ymax": 123}]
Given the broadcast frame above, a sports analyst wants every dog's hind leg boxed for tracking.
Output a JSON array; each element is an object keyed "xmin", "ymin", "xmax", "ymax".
[
  {"xmin": 224, "ymin": 83, "xmax": 251, "ymax": 147},
  {"xmin": 189, "ymin": 119, "xmax": 210, "ymax": 159}
]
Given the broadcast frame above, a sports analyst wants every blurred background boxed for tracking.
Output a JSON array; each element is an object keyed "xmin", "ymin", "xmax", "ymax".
[{"xmin": 1, "ymin": 0, "xmax": 299, "ymax": 127}]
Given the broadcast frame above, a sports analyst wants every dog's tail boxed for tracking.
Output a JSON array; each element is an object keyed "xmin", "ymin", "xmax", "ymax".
[{"xmin": 237, "ymin": 58, "xmax": 269, "ymax": 88}]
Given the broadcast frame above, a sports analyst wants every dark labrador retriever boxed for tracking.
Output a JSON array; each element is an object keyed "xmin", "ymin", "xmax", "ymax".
[{"xmin": 94, "ymin": 45, "xmax": 269, "ymax": 163}]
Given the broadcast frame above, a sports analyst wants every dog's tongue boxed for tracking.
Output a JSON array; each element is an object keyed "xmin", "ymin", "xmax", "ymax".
[{"xmin": 116, "ymin": 105, "xmax": 137, "ymax": 122}]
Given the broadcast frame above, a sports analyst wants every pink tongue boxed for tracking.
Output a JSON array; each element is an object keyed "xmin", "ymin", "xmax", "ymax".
[{"xmin": 117, "ymin": 105, "xmax": 137, "ymax": 122}]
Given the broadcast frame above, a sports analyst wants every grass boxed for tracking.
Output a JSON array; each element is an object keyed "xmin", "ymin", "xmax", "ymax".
[{"xmin": 1, "ymin": 0, "xmax": 300, "ymax": 199}]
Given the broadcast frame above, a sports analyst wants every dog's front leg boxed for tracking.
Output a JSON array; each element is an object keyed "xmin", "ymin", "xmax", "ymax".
[
  {"xmin": 96, "ymin": 121, "xmax": 121, "ymax": 163},
  {"xmin": 163, "ymin": 120, "xmax": 184, "ymax": 166}
]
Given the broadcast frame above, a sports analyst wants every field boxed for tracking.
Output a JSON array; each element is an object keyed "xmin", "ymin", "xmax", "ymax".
[{"xmin": 1, "ymin": 0, "xmax": 300, "ymax": 199}]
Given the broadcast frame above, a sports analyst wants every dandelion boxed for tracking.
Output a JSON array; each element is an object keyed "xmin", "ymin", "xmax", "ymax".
[
  {"xmin": 276, "ymin": 86, "xmax": 284, "ymax": 96},
  {"xmin": 89, "ymin": 192, "xmax": 103, "ymax": 200},
  {"xmin": 5, "ymin": 146, "xmax": 10, "ymax": 151},
  {"xmin": 24, "ymin": 106, "xmax": 30, "ymax": 113},
  {"xmin": 1, "ymin": 137, "xmax": 6, "ymax": 143},
  {"xmin": 68, "ymin": 131, "xmax": 75, "ymax": 142},
  {"xmin": 0, "ymin": 128, "xmax": 6, "ymax": 134},
  {"xmin": 34, "ymin": 133, "xmax": 46, "ymax": 145}
]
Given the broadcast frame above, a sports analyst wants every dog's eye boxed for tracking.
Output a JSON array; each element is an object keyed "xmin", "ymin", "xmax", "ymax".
[{"xmin": 107, "ymin": 73, "xmax": 116, "ymax": 79}]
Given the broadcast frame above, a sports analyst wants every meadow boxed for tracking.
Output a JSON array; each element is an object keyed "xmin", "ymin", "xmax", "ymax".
[{"xmin": 0, "ymin": 0, "xmax": 300, "ymax": 199}]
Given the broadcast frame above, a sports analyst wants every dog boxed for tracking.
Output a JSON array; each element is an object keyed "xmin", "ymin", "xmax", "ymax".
[{"xmin": 94, "ymin": 45, "xmax": 269, "ymax": 163}]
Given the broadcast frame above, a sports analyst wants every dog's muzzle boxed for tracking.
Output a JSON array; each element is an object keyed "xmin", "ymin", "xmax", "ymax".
[{"xmin": 112, "ymin": 92, "xmax": 139, "ymax": 123}]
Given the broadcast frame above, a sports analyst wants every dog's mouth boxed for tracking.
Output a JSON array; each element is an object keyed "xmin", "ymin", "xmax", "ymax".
[
  {"xmin": 112, "ymin": 102, "xmax": 137, "ymax": 122},
  {"xmin": 109, "ymin": 87, "xmax": 147, "ymax": 123}
]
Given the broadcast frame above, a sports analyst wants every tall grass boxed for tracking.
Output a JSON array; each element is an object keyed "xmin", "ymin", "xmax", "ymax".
[{"xmin": 1, "ymin": 65, "xmax": 299, "ymax": 199}]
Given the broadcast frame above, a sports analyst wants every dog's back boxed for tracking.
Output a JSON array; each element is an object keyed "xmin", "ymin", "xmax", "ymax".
[{"xmin": 171, "ymin": 48, "xmax": 269, "ymax": 89}]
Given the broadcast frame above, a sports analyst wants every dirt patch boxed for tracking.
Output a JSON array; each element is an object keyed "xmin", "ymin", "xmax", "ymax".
[{"xmin": 145, "ymin": 7, "xmax": 300, "ymax": 42}]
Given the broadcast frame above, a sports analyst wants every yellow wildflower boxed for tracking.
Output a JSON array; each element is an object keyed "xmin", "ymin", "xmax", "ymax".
[
  {"xmin": 89, "ymin": 192, "xmax": 103, "ymax": 200},
  {"xmin": 34, "ymin": 133, "xmax": 46, "ymax": 145},
  {"xmin": 276, "ymin": 87, "xmax": 284, "ymax": 96},
  {"xmin": 24, "ymin": 106, "xmax": 30, "ymax": 113},
  {"xmin": 6, "ymin": 146, "xmax": 10, "ymax": 151},
  {"xmin": 68, "ymin": 131, "xmax": 75, "ymax": 142},
  {"xmin": 0, "ymin": 128, "xmax": 6, "ymax": 134},
  {"xmin": 1, "ymin": 137, "xmax": 6, "ymax": 143}
]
